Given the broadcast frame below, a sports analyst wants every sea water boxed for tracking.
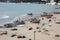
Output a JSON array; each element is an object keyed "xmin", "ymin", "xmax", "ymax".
[{"xmin": 0, "ymin": 3, "xmax": 60, "ymax": 25}]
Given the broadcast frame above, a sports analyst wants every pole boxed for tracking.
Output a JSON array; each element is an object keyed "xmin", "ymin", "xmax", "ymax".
[{"xmin": 34, "ymin": 31, "xmax": 36, "ymax": 40}]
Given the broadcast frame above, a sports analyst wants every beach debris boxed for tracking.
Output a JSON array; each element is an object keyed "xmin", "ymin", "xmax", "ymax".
[
  {"xmin": 17, "ymin": 35, "xmax": 26, "ymax": 38},
  {"xmin": 56, "ymin": 22, "xmax": 60, "ymax": 24},
  {"xmin": 0, "ymin": 30, "xmax": 7, "ymax": 35},
  {"xmin": 54, "ymin": 20, "xmax": 56, "ymax": 21},
  {"xmin": 46, "ymin": 16, "xmax": 52, "ymax": 19},
  {"xmin": 43, "ymin": 28, "xmax": 49, "ymax": 32},
  {"xmin": 44, "ymin": 32, "xmax": 50, "ymax": 35},
  {"xmin": 42, "ymin": 28, "xmax": 50, "ymax": 35},
  {"xmin": 30, "ymin": 17, "xmax": 40, "ymax": 23},
  {"xmin": 27, "ymin": 13, "xmax": 33, "ymax": 17},
  {"xmin": 43, "ymin": 12, "xmax": 48, "ymax": 15},
  {"xmin": 11, "ymin": 34, "xmax": 16, "ymax": 37},
  {"xmin": 54, "ymin": 12, "xmax": 60, "ymax": 14},
  {"xmin": 41, "ymin": 13, "xmax": 53, "ymax": 17},
  {"xmin": 17, "ymin": 36, "xmax": 22, "ymax": 38},
  {"xmin": 14, "ymin": 20, "xmax": 25, "ymax": 25},
  {"xmin": 41, "ymin": 13, "xmax": 53, "ymax": 19},
  {"xmin": 42, "ymin": 18, "xmax": 44, "ymax": 20},
  {"xmin": 4, "ymin": 23, "xmax": 15, "ymax": 28},
  {"xmin": 43, "ymin": 28, "xmax": 48, "ymax": 31},
  {"xmin": 42, "ymin": 23, "xmax": 45, "ymax": 26},
  {"xmin": 44, "ymin": 29, "xmax": 49, "ymax": 32},
  {"xmin": 22, "ymin": 35, "xmax": 26, "ymax": 38},
  {"xmin": 48, "ymin": 24, "xmax": 52, "ymax": 27},
  {"xmin": 13, "ymin": 17, "xmax": 25, "ymax": 25},
  {"xmin": 36, "ymin": 27, "xmax": 40, "ymax": 29},
  {"xmin": 55, "ymin": 35, "xmax": 60, "ymax": 37},
  {"xmin": 38, "ymin": 30, "xmax": 41, "ymax": 32},
  {"xmin": 49, "ymin": 19, "xmax": 51, "ymax": 22},
  {"xmin": 17, "ymin": 25, "xmax": 25, "ymax": 27},
  {"xmin": 29, "ymin": 27, "xmax": 33, "ymax": 30},
  {"xmin": 11, "ymin": 28, "xmax": 18, "ymax": 31},
  {"xmin": 52, "ymin": 17, "xmax": 56, "ymax": 19},
  {"xmin": 42, "ymin": 23, "xmax": 52, "ymax": 27},
  {"xmin": 0, "ymin": 26, "xmax": 4, "ymax": 28},
  {"xmin": 27, "ymin": 13, "xmax": 32, "ymax": 15},
  {"xmin": 20, "ymin": 21, "xmax": 25, "ymax": 24},
  {"xmin": 2, "ymin": 31, "xmax": 7, "ymax": 35}
]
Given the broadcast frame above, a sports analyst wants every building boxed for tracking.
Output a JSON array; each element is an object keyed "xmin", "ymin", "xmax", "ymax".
[{"xmin": 0, "ymin": 0, "xmax": 60, "ymax": 3}]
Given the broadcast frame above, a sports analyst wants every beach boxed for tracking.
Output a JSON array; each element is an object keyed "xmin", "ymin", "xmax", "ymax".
[
  {"xmin": 0, "ymin": 2, "xmax": 60, "ymax": 40},
  {"xmin": 1, "ymin": 2, "xmax": 59, "ymax": 26},
  {"xmin": 0, "ymin": 12, "xmax": 60, "ymax": 40}
]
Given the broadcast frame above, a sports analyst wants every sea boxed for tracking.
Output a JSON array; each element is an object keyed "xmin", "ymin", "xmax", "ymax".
[{"xmin": 0, "ymin": 2, "xmax": 60, "ymax": 26}]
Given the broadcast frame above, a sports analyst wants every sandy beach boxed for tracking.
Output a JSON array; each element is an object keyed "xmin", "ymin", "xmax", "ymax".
[{"xmin": 0, "ymin": 12, "xmax": 60, "ymax": 40}]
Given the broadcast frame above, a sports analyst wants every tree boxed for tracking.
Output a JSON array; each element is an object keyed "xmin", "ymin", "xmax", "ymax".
[{"xmin": 55, "ymin": 0, "xmax": 59, "ymax": 5}]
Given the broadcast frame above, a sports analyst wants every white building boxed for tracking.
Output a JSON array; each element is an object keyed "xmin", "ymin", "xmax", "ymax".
[
  {"xmin": 46, "ymin": 0, "xmax": 56, "ymax": 5},
  {"xmin": 50, "ymin": 0, "xmax": 54, "ymax": 3}
]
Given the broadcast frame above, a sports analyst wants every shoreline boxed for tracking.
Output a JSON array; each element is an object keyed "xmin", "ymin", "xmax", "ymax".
[
  {"xmin": 0, "ymin": 12, "xmax": 58, "ymax": 26},
  {"xmin": 0, "ymin": 11, "xmax": 60, "ymax": 40}
]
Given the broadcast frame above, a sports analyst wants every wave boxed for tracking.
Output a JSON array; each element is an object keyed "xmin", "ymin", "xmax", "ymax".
[{"xmin": 0, "ymin": 15, "xmax": 9, "ymax": 19}]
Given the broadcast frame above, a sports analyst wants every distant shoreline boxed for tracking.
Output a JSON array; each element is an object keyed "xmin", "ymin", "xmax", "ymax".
[{"xmin": 0, "ymin": 2, "xmax": 60, "ymax": 5}]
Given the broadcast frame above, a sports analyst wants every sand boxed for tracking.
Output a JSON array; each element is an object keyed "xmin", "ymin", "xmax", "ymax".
[{"xmin": 0, "ymin": 12, "xmax": 60, "ymax": 40}]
